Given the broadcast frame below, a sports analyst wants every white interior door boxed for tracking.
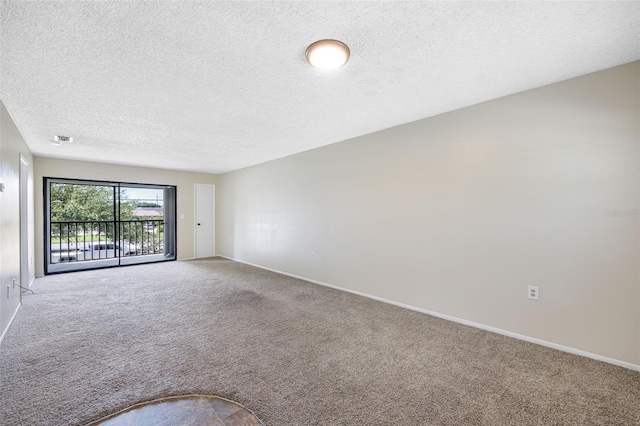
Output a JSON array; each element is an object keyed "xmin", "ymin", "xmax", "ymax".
[{"xmin": 195, "ymin": 184, "xmax": 215, "ymax": 258}]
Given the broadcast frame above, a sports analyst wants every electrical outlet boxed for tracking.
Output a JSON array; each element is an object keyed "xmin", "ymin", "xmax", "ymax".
[
  {"xmin": 528, "ymin": 286, "xmax": 539, "ymax": 301},
  {"xmin": 311, "ymin": 252, "xmax": 315, "ymax": 260}
]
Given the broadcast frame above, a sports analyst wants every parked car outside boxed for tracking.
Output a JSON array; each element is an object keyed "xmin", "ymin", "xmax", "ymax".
[{"xmin": 50, "ymin": 241, "xmax": 139, "ymax": 263}]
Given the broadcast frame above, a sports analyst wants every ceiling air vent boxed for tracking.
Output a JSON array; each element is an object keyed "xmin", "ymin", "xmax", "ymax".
[{"xmin": 54, "ymin": 135, "xmax": 73, "ymax": 143}]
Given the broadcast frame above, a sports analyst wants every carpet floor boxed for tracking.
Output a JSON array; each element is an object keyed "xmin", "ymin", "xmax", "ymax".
[{"xmin": 0, "ymin": 258, "xmax": 638, "ymax": 425}]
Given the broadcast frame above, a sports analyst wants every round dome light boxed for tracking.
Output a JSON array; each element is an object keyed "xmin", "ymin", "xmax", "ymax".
[{"xmin": 306, "ymin": 39, "xmax": 350, "ymax": 70}]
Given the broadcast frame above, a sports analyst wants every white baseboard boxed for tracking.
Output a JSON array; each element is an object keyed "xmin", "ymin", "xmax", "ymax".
[
  {"xmin": 218, "ymin": 255, "xmax": 640, "ymax": 372},
  {"xmin": 0, "ymin": 302, "xmax": 21, "ymax": 346}
]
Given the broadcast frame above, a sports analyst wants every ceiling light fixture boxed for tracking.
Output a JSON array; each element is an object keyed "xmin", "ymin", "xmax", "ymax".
[{"xmin": 306, "ymin": 39, "xmax": 350, "ymax": 70}]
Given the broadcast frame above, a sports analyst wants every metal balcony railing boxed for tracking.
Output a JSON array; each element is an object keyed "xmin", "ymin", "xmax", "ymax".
[{"xmin": 49, "ymin": 219, "xmax": 165, "ymax": 264}]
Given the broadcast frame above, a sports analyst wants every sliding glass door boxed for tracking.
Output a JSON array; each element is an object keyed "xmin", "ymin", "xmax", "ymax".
[{"xmin": 44, "ymin": 178, "xmax": 177, "ymax": 274}]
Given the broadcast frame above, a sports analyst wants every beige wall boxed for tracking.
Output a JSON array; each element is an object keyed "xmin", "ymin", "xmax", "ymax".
[
  {"xmin": 1, "ymin": 100, "xmax": 35, "ymax": 339},
  {"xmin": 34, "ymin": 157, "xmax": 219, "ymax": 276},
  {"xmin": 217, "ymin": 62, "xmax": 640, "ymax": 365}
]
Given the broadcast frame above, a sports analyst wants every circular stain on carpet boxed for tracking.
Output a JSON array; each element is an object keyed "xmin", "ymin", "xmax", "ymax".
[{"xmin": 88, "ymin": 394, "xmax": 263, "ymax": 425}]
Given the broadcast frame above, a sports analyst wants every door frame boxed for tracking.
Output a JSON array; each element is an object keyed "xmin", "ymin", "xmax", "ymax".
[
  {"xmin": 19, "ymin": 154, "xmax": 29, "ymax": 297},
  {"xmin": 194, "ymin": 184, "xmax": 215, "ymax": 259}
]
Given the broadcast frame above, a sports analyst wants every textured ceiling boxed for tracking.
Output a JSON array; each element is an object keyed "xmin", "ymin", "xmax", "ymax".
[{"xmin": 1, "ymin": 2, "xmax": 639, "ymax": 174}]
